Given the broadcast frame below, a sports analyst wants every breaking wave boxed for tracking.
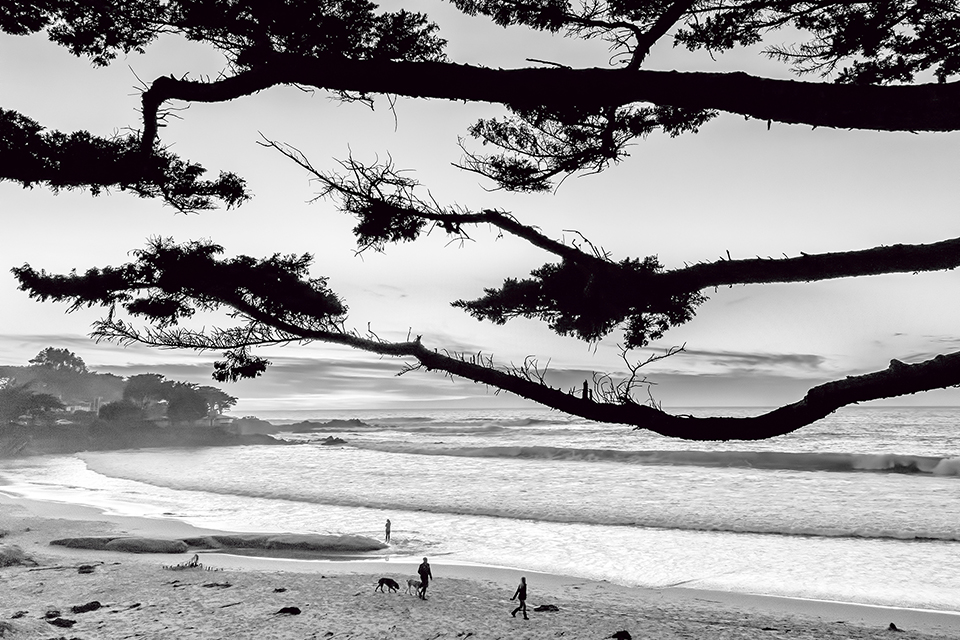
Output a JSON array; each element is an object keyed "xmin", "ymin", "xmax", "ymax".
[
  {"xmin": 350, "ymin": 443, "xmax": 960, "ymax": 476},
  {"xmin": 72, "ymin": 453, "xmax": 960, "ymax": 543}
]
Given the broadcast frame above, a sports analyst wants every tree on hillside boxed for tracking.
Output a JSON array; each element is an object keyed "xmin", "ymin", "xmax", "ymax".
[
  {"xmin": 8, "ymin": 1, "xmax": 960, "ymax": 439},
  {"xmin": 1, "ymin": 350, "xmax": 124, "ymax": 409},
  {"xmin": 20, "ymin": 391, "xmax": 66, "ymax": 426},
  {"xmin": 197, "ymin": 386, "xmax": 238, "ymax": 426},
  {"xmin": 122, "ymin": 373, "xmax": 167, "ymax": 410},
  {"xmin": 99, "ymin": 400, "xmax": 145, "ymax": 423},
  {"xmin": 0, "ymin": 379, "xmax": 64, "ymax": 425},
  {"xmin": 161, "ymin": 381, "xmax": 210, "ymax": 426},
  {"xmin": 29, "ymin": 347, "xmax": 87, "ymax": 373}
]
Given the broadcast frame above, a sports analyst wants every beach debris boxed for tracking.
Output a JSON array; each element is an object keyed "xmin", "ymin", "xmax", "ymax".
[
  {"xmin": 274, "ymin": 606, "xmax": 302, "ymax": 615},
  {"xmin": 0, "ymin": 620, "xmax": 14, "ymax": 637},
  {"xmin": 163, "ymin": 554, "xmax": 202, "ymax": 570},
  {"xmin": 46, "ymin": 618, "xmax": 77, "ymax": 628},
  {"xmin": 273, "ymin": 587, "xmax": 287, "ymax": 592},
  {"xmin": 889, "ymin": 622, "xmax": 903, "ymax": 632},
  {"xmin": 220, "ymin": 602, "xmax": 242, "ymax": 609},
  {"xmin": 533, "ymin": 604, "xmax": 560, "ymax": 612},
  {"xmin": 77, "ymin": 564, "xmax": 96, "ymax": 574},
  {"xmin": 202, "ymin": 581, "xmax": 232, "ymax": 588},
  {"xmin": 609, "ymin": 632, "xmax": 632, "ymax": 640},
  {"xmin": 9, "ymin": 611, "xmax": 27, "ymax": 620},
  {"xmin": 70, "ymin": 601, "xmax": 102, "ymax": 614}
]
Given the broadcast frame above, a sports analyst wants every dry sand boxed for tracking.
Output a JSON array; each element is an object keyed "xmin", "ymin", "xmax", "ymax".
[{"xmin": 1, "ymin": 493, "xmax": 958, "ymax": 640}]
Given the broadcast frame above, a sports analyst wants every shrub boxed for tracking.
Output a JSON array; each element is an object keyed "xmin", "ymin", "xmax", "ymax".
[{"xmin": 0, "ymin": 544, "xmax": 35, "ymax": 567}]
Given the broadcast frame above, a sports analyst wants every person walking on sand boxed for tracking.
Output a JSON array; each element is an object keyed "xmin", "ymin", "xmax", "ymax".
[
  {"xmin": 384, "ymin": 518, "xmax": 391, "ymax": 544},
  {"xmin": 511, "ymin": 576, "xmax": 528, "ymax": 619},
  {"xmin": 417, "ymin": 557, "xmax": 433, "ymax": 599}
]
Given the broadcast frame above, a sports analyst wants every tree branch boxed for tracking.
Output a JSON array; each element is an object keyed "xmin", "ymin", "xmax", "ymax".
[
  {"xmin": 140, "ymin": 55, "xmax": 960, "ymax": 148},
  {"xmin": 289, "ymin": 147, "xmax": 960, "ymax": 291},
  {"xmin": 661, "ymin": 237, "xmax": 960, "ymax": 290},
  {"xmin": 92, "ymin": 313, "xmax": 960, "ymax": 441},
  {"xmin": 630, "ymin": 0, "xmax": 699, "ymax": 68},
  {"xmin": 16, "ymin": 237, "xmax": 960, "ymax": 439}
]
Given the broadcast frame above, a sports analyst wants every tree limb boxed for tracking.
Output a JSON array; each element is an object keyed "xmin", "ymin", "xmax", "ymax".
[
  {"xmin": 661, "ymin": 237, "xmax": 960, "ymax": 290},
  {"xmin": 631, "ymin": 0, "xmax": 699, "ymax": 68},
  {"xmin": 287, "ymin": 147, "xmax": 960, "ymax": 291},
  {"xmin": 16, "ymin": 236, "xmax": 960, "ymax": 439},
  {"xmin": 140, "ymin": 56, "xmax": 960, "ymax": 148},
  {"xmin": 93, "ymin": 314, "xmax": 960, "ymax": 441}
]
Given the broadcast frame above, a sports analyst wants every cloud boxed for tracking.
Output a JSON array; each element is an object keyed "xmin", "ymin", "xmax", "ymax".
[{"xmin": 677, "ymin": 348, "xmax": 827, "ymax": 371}]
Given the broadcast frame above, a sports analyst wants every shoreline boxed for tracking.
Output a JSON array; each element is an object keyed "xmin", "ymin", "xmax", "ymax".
[{"xmin": 2, "ymin": 492, "xmax": 958, "ymax": 638}]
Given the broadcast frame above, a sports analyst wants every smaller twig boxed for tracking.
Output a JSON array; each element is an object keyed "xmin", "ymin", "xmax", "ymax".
[{"xmin": 525, "ymin": 58, "xmax": 572, "ymax": 69}]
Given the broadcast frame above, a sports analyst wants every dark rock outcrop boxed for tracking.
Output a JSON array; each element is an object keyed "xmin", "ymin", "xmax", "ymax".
[
  {"xmin": 51, "ymin": 538, "xmax": 115, "ymax": 551},
  {"xmin": 52, "ymin": 536, "xmax": 187, "ymax": 553},
  {"xmin": 47, "ymin": 618, "xmax": 76, "ymax": 628},
  {"xmin": 104, "ymin": 538, "xmax": 189, "ymax": 554},
  {"xmin": 70, "ymin": 601, "xmax": 102, "ymax": 614},
  {"xmin": 275, "ymin": 606, "xmax": 301, "ymax": 615},
  {"xmin": 54, "ymin": 532, "xmax": 385, "ymax": 556}
]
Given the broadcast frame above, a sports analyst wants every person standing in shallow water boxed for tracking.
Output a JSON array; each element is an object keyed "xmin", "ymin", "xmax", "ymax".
[
  {"xmin": 418, "ymin": 557, "xmax": 433, "ymax": 599},
  {"xmin": 511, "ymin": 576, "xmax": 528, "ymax": 619},
  {"xmin": 384, "ymin": 518, "xmax": 391, "ymax": 544}
]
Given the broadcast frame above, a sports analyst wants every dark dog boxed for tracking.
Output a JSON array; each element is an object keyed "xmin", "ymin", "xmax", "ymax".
[{"xmin": 375, "ymin": 577, "xmax": 400, "ymax": 593}]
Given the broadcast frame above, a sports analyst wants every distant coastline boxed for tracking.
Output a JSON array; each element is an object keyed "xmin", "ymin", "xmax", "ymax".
[
  {"xmin": 0, "ymin": 416, "xmax": 368, "ymax": 458},
  {"xmin": 0, "ymin": 419, "xmax": 285, "ymax": 458}
]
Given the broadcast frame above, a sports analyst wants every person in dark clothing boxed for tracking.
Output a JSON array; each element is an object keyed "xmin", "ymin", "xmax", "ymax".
[
  {"xmin": 510, "ymin": 576, "xmax": 528, "ymax": 619},
  {"xmin": 384, "ymin": 518, "xmax": 391, "ymax": 543},
  {"xmin": 417, "ymin": 557, "xmax": 433, "ymax": 599}
]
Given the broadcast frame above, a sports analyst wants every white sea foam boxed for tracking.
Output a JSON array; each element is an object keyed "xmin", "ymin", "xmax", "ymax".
[{"xmin": 932, "ymin": 457, "xmax": 960, "ymax": 476}]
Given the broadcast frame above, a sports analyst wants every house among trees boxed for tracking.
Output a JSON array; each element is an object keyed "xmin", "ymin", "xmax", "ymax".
[{"xmin": 1, "ymin": 348, "xmax": 237, "ymax": 429}]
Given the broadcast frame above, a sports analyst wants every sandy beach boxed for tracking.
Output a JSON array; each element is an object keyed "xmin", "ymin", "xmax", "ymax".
[{"xmin": 1, "ymin": 493, "xmax": 958, "ymax": 640}]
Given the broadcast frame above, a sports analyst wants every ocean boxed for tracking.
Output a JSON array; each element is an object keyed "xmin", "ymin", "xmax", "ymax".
[{"xmin": 1, "ymin": 405, "xmax": 958, "ymax": 612}]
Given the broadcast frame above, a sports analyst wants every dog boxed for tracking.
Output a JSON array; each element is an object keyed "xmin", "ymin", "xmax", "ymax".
[
  {"xmin": 405, "ymin": 578, "xmax": 422, "ymax": 595},
  {"xmin": 375, "ymin": 577, "xmax": 400, "ymax": 593}
]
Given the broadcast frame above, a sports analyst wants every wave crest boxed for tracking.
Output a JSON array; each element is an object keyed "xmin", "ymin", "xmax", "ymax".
[{"xmin": 351, "ymin": 443, "xmax": 957, "ymax": 476}]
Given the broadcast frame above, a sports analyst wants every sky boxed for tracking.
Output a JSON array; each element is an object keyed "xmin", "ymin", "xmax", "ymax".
[{"xmin": 3, "ymin": 2, "xmax": 960, "ymax": 415}]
